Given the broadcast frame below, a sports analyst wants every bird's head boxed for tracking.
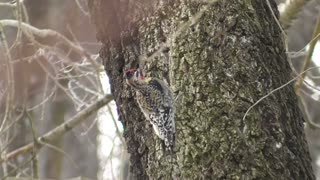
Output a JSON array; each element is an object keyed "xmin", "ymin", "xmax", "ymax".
[
  {"xmin": 125, "ymin": 68, "xmax": 145, "ymax": 87},
  {"xmin": 125, "ymin": 68, "xmax": 137, "ymax": 80}
]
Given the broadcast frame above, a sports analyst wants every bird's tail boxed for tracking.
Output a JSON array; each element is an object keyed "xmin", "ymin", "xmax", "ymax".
[{"xmin": 164, "ymin": 133, "xmax": 175, "ymax": 161}]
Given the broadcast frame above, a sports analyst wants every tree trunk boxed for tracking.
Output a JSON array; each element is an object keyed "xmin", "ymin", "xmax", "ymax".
[{"xmin": 88, "ymin": 0, "xmax": 315, "ymax": 179}]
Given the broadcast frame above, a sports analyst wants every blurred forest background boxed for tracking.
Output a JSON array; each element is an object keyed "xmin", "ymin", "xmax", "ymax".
[{"xmin": 0, "ymin": 0, "xmax": 320, "ymax": 179}]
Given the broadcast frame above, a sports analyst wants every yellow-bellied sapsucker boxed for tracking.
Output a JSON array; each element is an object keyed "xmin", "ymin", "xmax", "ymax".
[{"xmin": 125, "ymin": 68, "xmax": 175, "ymax": 155}]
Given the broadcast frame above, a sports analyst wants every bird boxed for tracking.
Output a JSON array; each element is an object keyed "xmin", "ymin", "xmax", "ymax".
[{"xmin": 125, "ymin": 68, "xmax": 175, "ymax": 156}]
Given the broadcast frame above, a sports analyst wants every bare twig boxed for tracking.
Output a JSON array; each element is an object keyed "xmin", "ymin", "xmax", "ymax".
[
  {"xmin": 0, "ymin": 24, "xmax": 15, "ymax": 134},
  {"xmin": 0, "ymin": 94, "xmax": 113, "ymax": 163},
  {"xmin": 295, "ymin": 15, "xmax": 320, "ymax": 95},
  {"xmin": 25, "ymin": 111, "xmax": 38, "ymax": 178},
  {"xmin": 0, "ymin": 20, "xmax": 85, "ymax": 55},
  {"xmin": 0, "ymin": 2, "xmax": 15, "ymax": 8},
  {"xmin": 39, "ymin": 141, "xmax": 79, "ymax": 170},
  {"xmin": 36, "ymin": 58, "xmax": 85, "ymax": 106},
  {"xmin": 75, "ymin": 0, "xmax": 90, "ymax": 16},
  {"xmin": 280, "ymin": 0, "xmax": 312, "ymax": 30},
  {"xmin": 267, "ymin": 0, "xmax": 320, "ymax": 133},
  {"xmin": 9, "ymin": 0, "xmax": 23, "ymax": 50},
  {"xmin": 1, "ymin": 153, "xmax": 37, "ymax": 180},
  {"xmin": 242, "ymin": 67, "xmax": 320, "ymax": 133},
  {"xmin": 0, "ymin": 19, "xmax": 101, "ymax": 75},
  {"xmin": 299, "ymin": 92, "xmax": 320, "ymax": 129}
]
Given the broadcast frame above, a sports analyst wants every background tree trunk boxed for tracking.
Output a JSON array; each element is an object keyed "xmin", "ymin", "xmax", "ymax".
[{"xmin": 88, "ymin": 0, "xmax": 315, "ymax": 179}]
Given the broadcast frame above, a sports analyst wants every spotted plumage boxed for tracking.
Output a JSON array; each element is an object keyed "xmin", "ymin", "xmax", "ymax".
[{"xmin": 125, "ymin": 68, "xmax": 175, "ymax": 155}]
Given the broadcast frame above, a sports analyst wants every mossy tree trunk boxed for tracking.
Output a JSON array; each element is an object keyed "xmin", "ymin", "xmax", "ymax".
[{"xmin": 88, "ymin": 0, "xmax": 315, "ymax": 179}]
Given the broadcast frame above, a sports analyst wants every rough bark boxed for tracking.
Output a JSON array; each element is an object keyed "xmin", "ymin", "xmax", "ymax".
[{"xmin": 88, "ymin": 0, "xmax": 315, "ymax": 179}]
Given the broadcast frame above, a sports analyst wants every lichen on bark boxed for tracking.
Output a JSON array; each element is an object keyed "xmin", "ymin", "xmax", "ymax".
[{"xmin": 88, "ymin": 0, "xmax": 315, "ymax": 179}]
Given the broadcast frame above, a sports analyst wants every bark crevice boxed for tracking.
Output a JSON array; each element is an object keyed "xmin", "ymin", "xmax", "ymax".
[{"xmin": 88, "ymin": 0, "xmax": 315, "ymax": 179}]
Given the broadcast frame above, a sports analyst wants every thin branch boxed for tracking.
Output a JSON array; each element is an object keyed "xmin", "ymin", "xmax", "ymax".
[
  {"xmin": 75, "ymin": 0, "xmax": 90, "ymax": 16},
  {"xmin": 26, "ymin": 84, "xmax": 56, "ymax": 111},
  {"xmin": 107, "ymin": 105, "xmax": 125, "ymax": 146},
  {"xmin": 0, "ymin": 24, "xmax": 15, "ymax": 134},
  {"xmin": 25, "ymin": 111, "xmax": 38, "ymax": 178},
  {"xmin": 39, "ymin": 74, "xmax": 49, "ymax": 123},
  {"xmin": 242, "ymin": 66, "xmax": 320, "ymax": 133},
  {"xmin": 267, "ymin": 0, "xmax": 320, "ymax": 98},
  {"xmin": 0, "ymin": 2, "xmax": 15, "ymax": 8},
  {"xmin": 39, "ymin": 141, "xmax": 79, "ymax": 170},
  {"xmin": 36, "ymin": 58, "xmax": 84, "ymax": 106},
  {"xmin": 300, "ymin": 91, "xmax": 320, "ymax": 129},
  {"xmin": 0, "ymin": 19, "xmax": 101, "ymax": 73},
  {"xmin": 0, "ymin": 19, "xmax": 85, "ymax": 55},
  {"xmin": 1, "ymin": 153, "xmax": 37, "ymax": 180},
  {"xmin": 0, "ymin": 94, "xmax": 113, "ymax": 163},
  {"xmin": 295, "ymin": 15, "xmax": 320, "ymax": 95},
  {"xmin": 9, "ymin": 0, "xmax": 23, "ymax": 51},
  {"xmin": 280, "ymin": 0, "xmax": 312, "ymax": 30}
]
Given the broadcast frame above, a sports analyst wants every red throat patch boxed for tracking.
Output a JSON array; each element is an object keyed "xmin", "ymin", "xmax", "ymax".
[
  {"xmin": 140, "ymin": 74, "xmax": 145, "ymax": 80},
  {"xmin": 138, "ymin": 69, "xmax": 145, "ymax": 80}
]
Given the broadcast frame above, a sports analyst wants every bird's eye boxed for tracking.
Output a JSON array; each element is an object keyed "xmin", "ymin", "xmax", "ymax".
[
  {"xmin": 125, "ymin": 70, "xmax": 134, "ymax": 79},
  {"xmin": 125, "ymin": 71, "xmax": 131, "ymax": 78},
  {"xmin": 125, "ymin": 69, "xmax": 139, "ymax": 79}
]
